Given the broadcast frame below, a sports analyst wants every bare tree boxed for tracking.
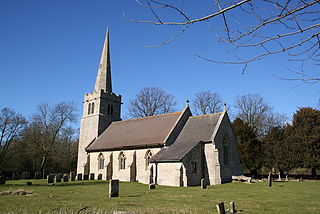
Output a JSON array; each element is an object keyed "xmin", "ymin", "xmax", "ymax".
[
  {"xmin": 128, "ymin": 87, "xmax": 177, "ymax": 118},
  {"xmin": 24, "ymin": 102, "xmax": 77, "ymax": 176},
  {"xmin": 129, "ymin": 0, "xmax": 320, "ymax": 82},
  {"xmin": 192, "ymin": 91, "xmax": 223, "ymax": 115},
  {"xmin": 0, "ymin": 108, "xmax": 26, "ymax": 171},
  {"xmin": 234, "ymin": 94, "xmax": 286, "ymax": 136}
]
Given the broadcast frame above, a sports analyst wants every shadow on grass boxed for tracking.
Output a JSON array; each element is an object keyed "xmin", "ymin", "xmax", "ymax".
[{"xmin": 3, "ymin": 181, "xmax": 108, "ymax": 187}]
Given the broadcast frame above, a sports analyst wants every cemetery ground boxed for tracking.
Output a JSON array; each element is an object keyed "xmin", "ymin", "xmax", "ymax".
[{"xmin": 0, "ymin": 180, "xmax": 319, "ymax": 214}]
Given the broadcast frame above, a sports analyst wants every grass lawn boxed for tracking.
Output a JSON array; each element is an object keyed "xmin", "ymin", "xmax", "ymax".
[{"xmin": 0, "ymin": 179, "xmax": 319, "ymax": 214}]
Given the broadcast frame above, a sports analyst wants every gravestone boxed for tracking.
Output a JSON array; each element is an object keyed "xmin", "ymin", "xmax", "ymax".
[
  {"xmin": 98, "ymin": 174, "xmax": 102, "ymax": 180},
  {"xmin": 70, "ymin": 172, "xmax": 76, "ymax": 181},
  {"xmin": 48, "ymin": 175, "xmax": 54, "ymax": 184},
  {"xmin": 77, "ymin": 173, "xmax": 83, "ymax": 181},
  {"xmin": 12, "ymin": 172, "xmax": 20, "ymax": 180},
  {"xmin": 0, "ymin": 176, "xmax": 6, "ymax": 185},
  {"xmin": 149, "ymin": 183, "xmax": 155, "ymax": 189},
  {"xmin": 63, "ymin": 175, "xmax": 69, "ymax": 182},
  {"xmin": 201, "ymin": 178, "xmax": 207, "ymax": 189},
  {"xmin": 216, "ymin": 202, "xmax": 226, "ymax": 214},
  {"xmin": 268, "ymin": 172, "xmax": 272, "ymax": 187},
  {"xmin": 56, "ymin": 175, "xmax": 62, "ymax": 183},
  {"xmin": 26, "ymin": 182, "xmax": 32, "ymax": 186},
  {"xmin": 278, "ymin": 173, "xmax": 281, "ymax": 181},
  {"xmin": 34, "ymin": 172, "xmax": 42, "ymax": 179},
  {"xmin": 90, "ymin": 173, "xmax": 95, "ymax": 180},
  {"xmin": 230, "ymin": 201, "xmax": 237, "ymax": 213},
  {"xmin": 109, "ymin": 179, "xmax": 119, "ymax": 197},
  {"xmin": 285, "ymin": 175, "xmax": 289, "ymax": 181},
  {"xmin": 83, "ymin": 174, "xmax": 89, "ymax": 180},
  {"xmin": 299, "ymin": 177, "xmax": 304, "ymax": 182}
]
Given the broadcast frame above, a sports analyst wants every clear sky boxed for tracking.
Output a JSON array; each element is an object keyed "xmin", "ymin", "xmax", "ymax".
[{"xmin": 0, "ymin": 0, "xmax": 318, "ymax": 123}]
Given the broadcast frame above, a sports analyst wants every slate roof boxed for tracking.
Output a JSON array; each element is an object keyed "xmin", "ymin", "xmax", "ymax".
[
  {"xmin": 86, "ymin": 111, "xmax": 184, "ymax": 152},
  {"xmin": 151, "ymin": 112, "xmax": 223, "ymax": 162}
]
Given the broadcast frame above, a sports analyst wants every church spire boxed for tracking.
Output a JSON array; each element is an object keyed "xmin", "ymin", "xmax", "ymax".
[{"xmin": 94, "ymin": 28, "xmax": 112, "ymax": 93}]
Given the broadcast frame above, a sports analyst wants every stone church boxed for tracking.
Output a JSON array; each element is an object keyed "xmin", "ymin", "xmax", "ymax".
[{"xmin": 76, "ymin": 30, "xmax": 242, "ymax": 187}]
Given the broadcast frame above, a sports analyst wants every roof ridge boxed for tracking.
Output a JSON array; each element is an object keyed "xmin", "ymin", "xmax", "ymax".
[
  {"xmin": 114, "ymin": 111, "xmax": 183, "ymax": 123},
  {"xmin": 190, "ymin": 112, "xmax": 223, "ymax": 118}
]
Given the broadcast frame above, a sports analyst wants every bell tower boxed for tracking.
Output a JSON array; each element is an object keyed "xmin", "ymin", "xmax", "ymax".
[{"xmin": 77, "ymin": 29, "xmax": 121, "ymax": 175}]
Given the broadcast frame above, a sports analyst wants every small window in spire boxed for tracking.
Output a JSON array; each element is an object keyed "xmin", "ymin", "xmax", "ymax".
[
  {"xmin": 91, "ymin": 102, "xmax": 95, "ymax": 114},
  {"xmin": 88, "ymin": 103, "xmax": 91, "ymax": 115}
]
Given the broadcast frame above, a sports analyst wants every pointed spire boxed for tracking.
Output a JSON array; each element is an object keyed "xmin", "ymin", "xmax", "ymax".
[{"xmin": 94, "ymin": 28, "xmax": 112, "ymax": 93}]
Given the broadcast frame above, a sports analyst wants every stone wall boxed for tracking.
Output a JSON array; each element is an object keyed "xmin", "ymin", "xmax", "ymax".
[{"xmin": 88, "ymin": 148, "xmax": 160, "ymax": 183}]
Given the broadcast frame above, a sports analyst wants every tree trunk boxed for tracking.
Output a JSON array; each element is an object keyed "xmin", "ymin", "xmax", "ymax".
[
  {"xmin": 40, "ymin": 155, "xmax": 47, "ymax": 178},
  {"xmin": 311, "ymin": 167, "xmax": 317, "ymax": 178},
  {"xmin": 279, "ymin": 168, "xmax": 285, "ymax": 178}
]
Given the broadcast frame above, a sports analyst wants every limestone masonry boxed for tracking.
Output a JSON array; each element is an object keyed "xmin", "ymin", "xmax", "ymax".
[{"xmin": 76, "ymin": 29, "xmax": 243, "ymax": 186}]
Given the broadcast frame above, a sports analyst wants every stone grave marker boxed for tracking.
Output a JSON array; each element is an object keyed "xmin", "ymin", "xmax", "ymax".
[
  {"xmin": 201, "ymin": 178, "xmax": 207, "ymax": 189},
  {"xmin": 149, "ymin": 183, "xmax": 155, "ymax": 189},
  {"xmin": 83, "ymin": 174, "xmax": 89, "ymax": 180},
  {"xmin": 77, "ymin": 173, "xmax": 83, "ymax": 181},
  {"xmin": 230, "ymin": 201, "xmax": 237, "ymax": 213},
  {"xmin": 63, "ymin": 175, "xmax": 69, "ymax": 182},
  {"xmin": 98, "ymin": 174, "xmax": 102, "ymax": 180},
  {"xmin": 70, "ymin": 172, "xmax": 76, "ymax": 181},
  {"xmin": 268, "ymin": 172, "xmax": 272, "ymax": 187},
  {"xmin": 90, "ymin": 173, "xmax": 95, "ymax": 180},
  {"xmin": 0, "ymin": 176, "xmax": 6, "ymax": 185},
  {"xmin": 216, "ymin": 202, "xmax": 226, "ymax": 214},
  {"xmin": 56, "ymin": 175, "xmax": 62, "ymax": 183},
  {"xmin": 48, "ymin": 175, "xmax": 54, "ymax": 184},
  {"xmin": 109, "ymin": 179, "xmax": 119, "ymax": 197}
]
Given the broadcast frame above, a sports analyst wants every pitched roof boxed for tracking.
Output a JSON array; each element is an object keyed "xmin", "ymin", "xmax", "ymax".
[
  {"xmin": 86, "ymin": 111, "xmax": 184, "ymax": 152},
  {"xmin": 151, "ymin": 112, "xmax": 223, "ymax": 162}
]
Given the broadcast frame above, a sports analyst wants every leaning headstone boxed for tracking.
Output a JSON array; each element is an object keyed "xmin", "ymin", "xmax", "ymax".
[
  {"xmin": 299, "ymin": 177, "xmax": 304, "ymax": 182},
  {"xmin": 0, "ymin": 176, "xmax": 6, "ymax": 185},
  {"xmin": 216, "ymin": 202, "xmax": 226, "ymax": 214},
  {"xmin": 70, "ymin": 172, "xmax": 76, "ymax": 181},
  {"xmin": 63, "ymin": 175, "xmax": 69, "ymax": 182},
  {"xmin": 34, "ymin": 172, "xmax": 42, "ymax": 179},
  {"xmin": 98, "ymin": 174, "xmax": 102, "ymax": 180},
  {"xmin": 12, "ymin": 172, "xmax": 20, "ymax": 180},
  {"xmin": 77, "ymin": 173, "xmax": 83, "ymax": 181},
  {"xmin": 48, "ymin": 175, "xmax": 54, "ymax": 184},
  {"xmin": 285, "ymin": 175, "xmax": 289, "ymax": 181},
  {"xmin": 149, "ymin": 183, "xmax": 155, "ymax": 190},
  {"xmin": 201, "ymin": 178, "xmax": 207, "ymax": 189},
  {"xmin": 90, "ymin": 173, "xmax": 95, "ymax": 180},
  {"xmin": 56, "ymin": 175, "xmax": 62, "ymax": 183},
  {"xmin": 83, "ymin": 174, "xmax": 89, "ymax": 180},
  {"xmin": 268, "ymin": 172, "xmax": 272, "ymax": 187},
  {"xmin": 109, "ymin": 179, "xmax": 119, "ymax": 197},
  {"xmin": 26, "ymin": 182, "xmax": 32, "ymax": 186},
  {"xmin": 230, "ymin": 201, "xmax": 237, "ymax": 213}
]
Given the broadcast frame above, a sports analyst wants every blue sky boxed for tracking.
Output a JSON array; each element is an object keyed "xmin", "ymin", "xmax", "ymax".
[{"xmin": 0, "ymin": 0, "xmax": 318, "ymax": 123}]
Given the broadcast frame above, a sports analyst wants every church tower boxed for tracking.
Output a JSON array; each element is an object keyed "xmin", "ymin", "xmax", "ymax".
[{"xmin": 77, "ymin": 29, "xmax": 122, "ymax": 175}]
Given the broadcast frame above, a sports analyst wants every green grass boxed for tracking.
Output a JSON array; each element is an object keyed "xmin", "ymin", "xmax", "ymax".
[{"xmin": 0, "ymin": 180, "xmax": 319, "ymax": 214}]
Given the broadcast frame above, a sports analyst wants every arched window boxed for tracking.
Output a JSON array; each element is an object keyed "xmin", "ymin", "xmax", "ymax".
[
  {"xmin": 223, "ymin": 137, "xmax": 229, "ymax": 165},
  {"xmin": 98, "ymin": 153, "xmax": 104, "ymax": 170},
  {"xmin": 88, "ymin": 103, "xmax": 91, "ymax": 115},
  {"xmin": 145, "ymin": 150, "xmax": 153, "ymax": 170},
  {"xmin": 119, "ymin": 152, "xmax": 126, "ymax": 170},
  {"xmin": 91, "ymin": 102, "xmax": 95, "ymax": 114}
]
